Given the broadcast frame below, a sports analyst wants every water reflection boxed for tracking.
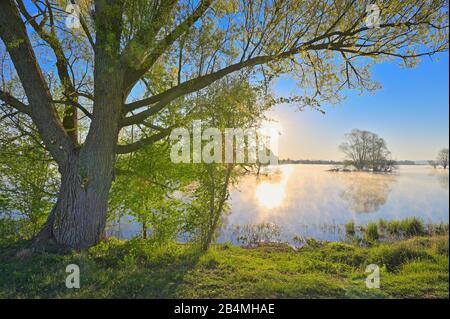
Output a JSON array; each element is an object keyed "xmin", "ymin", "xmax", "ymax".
[
  {"xmin": 110, "ymin": 165, "xmax": 449, "ymax": 243},
  {"xmin": 223, "ymin": 165, "xmax": 449, "ymax": 243},
  {"xmin": 438, "ymin": 172, "xmax": 449, "ymax": 189},
  {"xmin": 255, "ymin": 183, "xmax": 285, "ymax": 209},
  {"xmin": 338, "ymin": 173, "xmax": 396, "ymax": 213},
  {"xmin": 255, "ymin": 166, "xmax": 293, "ymax": 209},
  {"xmin": 428, "ymin": 170, "xmax": 449, "ymax": 190}
]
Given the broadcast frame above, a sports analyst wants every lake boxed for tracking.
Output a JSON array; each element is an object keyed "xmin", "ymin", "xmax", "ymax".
[{"xmin": 108, "ymin": 165, "xmax": 449, "ymax": 243}]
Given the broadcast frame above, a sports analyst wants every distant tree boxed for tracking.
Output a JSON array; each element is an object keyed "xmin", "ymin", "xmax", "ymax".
[
  {"xmin": 339, "ymin": 129, "xmax": 393, "ymax": 172},
  {"xmin": 437, "ymin": 148, "xmax": 449, "ymax": 169},
  {"xmin": 340, "ymin": 129, "xmax": 370, "ymax": 170}
]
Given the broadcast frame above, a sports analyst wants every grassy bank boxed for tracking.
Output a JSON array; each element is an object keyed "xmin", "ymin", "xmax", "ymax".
[{"xmin": 0, "ymin": 234, "xmax": 448, "ymax": 299}]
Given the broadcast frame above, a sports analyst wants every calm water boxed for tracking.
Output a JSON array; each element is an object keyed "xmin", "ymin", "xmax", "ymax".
[{"xmin": 109, "ymin": 165, "xmax": 449, "ymax": 242}]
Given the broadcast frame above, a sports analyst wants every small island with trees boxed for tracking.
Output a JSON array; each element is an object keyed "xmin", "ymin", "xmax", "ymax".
[{"xmin": 337, "ymin": 129, "xmax": 395, "ymax": 172}]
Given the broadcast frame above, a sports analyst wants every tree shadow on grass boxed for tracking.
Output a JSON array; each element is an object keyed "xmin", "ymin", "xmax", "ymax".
[
  {"xmin": 0, "ymin": 239, "xmax": 204, "ymax": 298},
  {"xmin": 66, "ymin": 238, "xmax": 208, "ymax": 298}
]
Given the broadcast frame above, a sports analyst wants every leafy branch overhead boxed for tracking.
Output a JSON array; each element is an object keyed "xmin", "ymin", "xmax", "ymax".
[{"xmin": 1, "ymin": 0, "xmax": 448, "ymax": 157}]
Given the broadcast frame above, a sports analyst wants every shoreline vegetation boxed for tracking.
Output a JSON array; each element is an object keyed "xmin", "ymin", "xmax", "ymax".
[
  {"xmin": 232, "ymin": 218, "xmax": 449, "ymax": 247},
  {"xmin": 278, "ymin": 159, "xmax": 419, "ymax": 165},
  {"xmin": 0, "ymin": 218, "xmax": 448, "ymax": 299},
  {"xmin": 326, "ymin": 166, "xmax": 394, "ymax": 173}
]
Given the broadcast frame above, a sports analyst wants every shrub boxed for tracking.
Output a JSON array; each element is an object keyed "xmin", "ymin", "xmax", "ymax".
[
  {"xmin": 304, "ymin": 238, "xmax": 324, "ymax": 248},
  {"xmin": 386, "ymin": 220, "xmax": 401, "ymax": 237},
  {"xmin": 345, "ymin": 221, "xmax": 356, "ymax": 236},
  {"xmin": 378, "ymin": 219, "xmax": 388, "ymax": 231},
  {"xmin": 433, "ymin": 238, "xmax": 449, "ymax": 256},
  {"xmin": 364, "ymin": 223, "xmax": 379, "ymax": 242},
  {"xmin": 0, "ymin": 218, "xmax": 21, "ymax": 245},
  {"xmin": 400, "ymin": 218, "xmax": 425, "ymax": 237},
  {"xmin": 368, "ymin": 242, "xmax": 431, "ymax": 271},
  {"xmin": 428, "ymin": 222, "xmax": 449, "ymax": 236},
  {"xmin": 293, "ymin": 235, "xmax": 305, "ymax": 246}
]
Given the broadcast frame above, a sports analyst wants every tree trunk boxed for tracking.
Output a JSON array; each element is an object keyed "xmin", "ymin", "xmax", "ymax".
[
  {"xmin": 36, "ymin": 86, "xmax": 122, "ymax": 249},
  {"xmin": 2, "ymin": 0, "xmax": 125, "ymax": 250},
  {"xmin": 142, "ymin": 221, "xmax": 147, "ymax": 240},
  {"xmin": 201, "ymin": 165, "xmax": 234, "ymax": 252},
  {"xmin": 35, "ymin": 144, "xmax": 116, "ymax": 249},
  {"xmin": 35, "ymin": 66, "xmax": 123, "ymax": 249},
  {"xmin": 39, "ymin": 0, "xmax": 125, "ymax": 249}
]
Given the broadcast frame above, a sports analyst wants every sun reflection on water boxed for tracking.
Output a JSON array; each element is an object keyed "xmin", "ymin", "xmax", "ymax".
[
  {"xmin": 255, "ymin": 183, "xmax": 285, "ymax": 209},
  {"xmin": 255, "ymin": 166, "xmax": 293, "ymax": 209}
]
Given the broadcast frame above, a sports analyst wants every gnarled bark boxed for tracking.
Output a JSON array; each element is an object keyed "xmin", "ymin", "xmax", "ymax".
[
  {"xmin": 26, "ymin": 0, "xmax": 125, "ymax": 250},
  {"xmin": 36, "ymin": 150, "xmax": 111, "ymax": 249}
]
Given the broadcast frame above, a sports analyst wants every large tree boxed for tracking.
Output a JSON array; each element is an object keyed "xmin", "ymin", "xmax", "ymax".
[{"xmin": 0, "ymin": 0, "xmax": 448, "ymax": 249}]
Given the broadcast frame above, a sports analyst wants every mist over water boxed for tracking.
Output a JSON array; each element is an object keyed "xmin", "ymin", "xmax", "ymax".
[
  {"xmin": 109, "ymin": 165, "xmax": 449, "ymax": 243},
  {"xmin": 220, "ymin": 165, "xmax": 449, "ymax": 242}
]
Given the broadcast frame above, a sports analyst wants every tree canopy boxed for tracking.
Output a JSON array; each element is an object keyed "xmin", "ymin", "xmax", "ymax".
[{"xmin": 339, "ymin": 129, "xmax": 394, "ymax": 171}]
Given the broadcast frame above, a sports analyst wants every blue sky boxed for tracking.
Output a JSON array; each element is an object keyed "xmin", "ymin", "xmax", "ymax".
[
  {"xmin": 19, "ymin": 1, "xmax": 447, "ymax": 161},
  {"xmin": 269, "ymin": 52, "xmax": 449, "ymax": 161}
]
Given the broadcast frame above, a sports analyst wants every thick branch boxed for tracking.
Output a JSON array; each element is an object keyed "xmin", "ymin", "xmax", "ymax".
[
  {"xmin": 17, "ymin": 0, "xmax": 79, "ymax": 143},
  {"xmin": 0, "ymin": 0, "xmax": 73, "ymax": 164},
  {"xmin": 53, "ymin": 99, "xmax": 92, "ymax": 119},
  {"xmin": 122, "ymin": 18, "xmax": 448, "ymax": 127},
  {"xmin": 121, "ymin": 45, "xmax": 327, "ymax": 126},
  {"xmin": 116, "ymin": 129, "xmax": 171, "ymax": 154},
  {"xmin": 122, "ymin": 0, "xmax": 213, "ymax": 93},
  {"xmin": 0, "ymin": 89, "xmax": 30, "ymax": 115}
]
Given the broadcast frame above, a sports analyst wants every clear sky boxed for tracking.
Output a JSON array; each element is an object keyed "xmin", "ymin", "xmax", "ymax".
[{"xmin": 268, "ymin": 52, "xmax": 449, "ymax": 161}]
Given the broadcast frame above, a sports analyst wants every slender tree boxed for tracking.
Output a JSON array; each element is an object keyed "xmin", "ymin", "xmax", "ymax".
[
  {"xmin": 187, "ymin": 77, "xmax": 270, "ymax": 251},
  {"xmin": 0, "ymin": 0, "xmax": 448, "ymax": 249}
]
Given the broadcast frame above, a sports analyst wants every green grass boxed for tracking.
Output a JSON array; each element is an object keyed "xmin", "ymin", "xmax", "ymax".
[
  {"xmin": 364, "ymin": 222, "xmax": 380, "ymax": 242},
  {"xmin": 358, "ymin": 218, "xmax": 428, "ymax": 241},
  {"xmin": 345, "ymin": 220, "xmax": 356, "ymax": 236},
  {"xmin": 0, "ymin": 235, "xmax": 448, "ymax": 299},
  {"xmin": 400, "ymin": 217, "xmax": 426, "ymax": 237}
]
